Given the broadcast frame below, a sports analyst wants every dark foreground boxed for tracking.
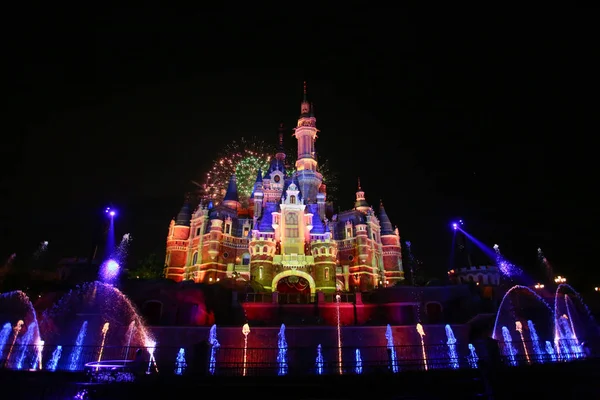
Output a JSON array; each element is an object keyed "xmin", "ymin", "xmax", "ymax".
[{"xmin": 1, "ymin": 359, "xmax": 599, "ymax": 399}]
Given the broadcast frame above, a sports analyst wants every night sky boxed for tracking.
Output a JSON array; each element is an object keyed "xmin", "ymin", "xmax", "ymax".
[{"xmin": 2, "ymin": 10, "xmax": 597, "ymax": 287}]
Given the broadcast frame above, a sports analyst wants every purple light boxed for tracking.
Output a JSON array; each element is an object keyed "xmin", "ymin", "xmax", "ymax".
[
  {"xmin": 105, "ymin": 207, "xmax": 116, "ymax": 217},
  {"xmin": 451, "ymin": 220, "xmax": 464, "ymax": 230},
  {"xmin": 100, "ymin": 258, "xmax": 120, "ymax": 282},
  {"xmin": 109, "ymin": 211, "xmax": 115, "ymax": 216}
]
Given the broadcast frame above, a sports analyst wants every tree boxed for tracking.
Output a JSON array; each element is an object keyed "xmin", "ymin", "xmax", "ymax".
[{"xmin": 128, "ymin": 253, "xmax": 165, "ymax": 280}]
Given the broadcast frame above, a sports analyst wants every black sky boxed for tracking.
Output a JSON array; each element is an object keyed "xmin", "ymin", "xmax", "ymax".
[{"xmin": 2, "ymin": 9, "xmax": 598, "ymax": 287}]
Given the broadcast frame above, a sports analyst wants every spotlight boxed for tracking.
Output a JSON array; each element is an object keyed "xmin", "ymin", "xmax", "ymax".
[
  {"xmin": 451, "ymin": 220, "xmax": 463, "ymax": 230},
  {"xmin": 105, "ymin": 207, "xmax": 116, "ymax": 217}
]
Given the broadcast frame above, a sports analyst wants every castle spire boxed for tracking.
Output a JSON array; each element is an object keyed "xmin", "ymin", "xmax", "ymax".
[
  {"xmin": 378, "ymin": 200, "xmax": 394, "ymax": 235},
  {"xmin": 222, "ymin": 174, "xmax": 241, "ymax": 211},
  {"xmin": 300, "ymin": 81, "xmax": 311, "ymax": 115},
  {"xmin": 354, "ymin": 178, "xmax": 369, "ymax": 213},
  {"xmin": 175, "ymin": 195, "xmax": 191, "ymax": 226},
  {"xmin": 276, "ymin": 123, "xmax": 286, "ymax": 160}
]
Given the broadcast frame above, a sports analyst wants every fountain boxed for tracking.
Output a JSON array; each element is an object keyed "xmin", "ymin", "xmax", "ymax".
[
  {"xmin": 277, "ymin": 323, "xmax": 288, "ymax": 376},
  {"xmin": 124, "ymin": 320, "xmax": 136, "ymax": 360},
  {"xmin": 241, "ymin": 323, "xmax": 250, "ymax": 376},
  {"xmin": 416, "ymin": 323, "xmax": 428, "ymax": 371},
  {"xmin": 96, "ymin": 322, "xmax": 110, "ymax": 370},
  {"xmin": 208, "ymin": 324, "xmax": 220, "ymax": 374},
  {"xmin": 501, "ymin": 326, "xmax": 518, "ymax": 366},
  {"xmin": 41, "ymin": 281, "xmax": 153, "ymax": 357},
  {"xmin": 335, "ymin": 294, "xmax": 343, "ymax": 375},
  {"xmin": 527, "ymin": 320, "xmax": 545, "ymax": 363},
  {"xmin": 175, "ymin": 348, "xmax": 186, "ymax": 375},
  {"xmin": 467, "ymin": 344, "xmax": 478, "ymax": 368},
  {"xmin": 145, "ymin": 338, "xmax": 158, "ymax": 374},
  {"xmin": 354, "ymin": 349, "xmax": 362, "ymax": 374},
  {"xmin": 492, "ymin": 285, "xmax": 554, "ymax": 342},
  {"xmin": 16, "ymin": 321, "xmax": 37, "ymax": 369},
  {"xmin": 515, "ymin": 321, "xmax": 530, "ymax": 364},
  {"xmin": 47, "ymin": 345, "xmax": 62, "ymax": 371},
  {"xmin": 0, "ymin": 290, "xmax": 42, "ymax": 367},
  {"xmin": 0, "ymin": 322, "xmax": 12, "ymax": 360},
  {"xmin": 445, "ymin": 324, "xmax": 459, "ymax": 369},
  {"xmin": 69, "ymin": 321, "xmax": 88, "ymax": 371},
  {"xmin": 6, "ymin": 321, "xmax": 20, "ymax": 368},
  {"xmin": 556, "ymin": 314, "xmax": 582, "ymax": 359},
  {"xmin": 32, "ymin": 338, "xmax": 44, "ymax": 370},
  {"xmin": 545, "ymin": 340, "xmax": 556, "ymax": 362},
  {"xmin": 383, "ymin": 324, "xmax": 398, "ymax": 373},
  {"xmin": 555, "ymin": 283, "xmax": 598, "ymax": 340},
  {"xmin": 315, "ymin": 344, "xmax": 324, "ymax": 375}
]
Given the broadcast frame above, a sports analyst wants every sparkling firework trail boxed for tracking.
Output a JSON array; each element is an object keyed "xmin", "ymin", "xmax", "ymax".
[
  {"xmin": 538, "ymin": 247, "xmax": 553, "ymax": 281},
  {"xmin": 493, "ymin": 244, "xmax": 523, "ymax": 278},
  {"xmin": 201, "ymin": 137, "xmax": 272, "ymax": 205}
]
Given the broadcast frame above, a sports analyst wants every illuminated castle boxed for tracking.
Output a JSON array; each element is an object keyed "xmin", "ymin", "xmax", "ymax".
[{"xmin": 165, "ymin": 84, "xmax": 405, "ymax": 294}]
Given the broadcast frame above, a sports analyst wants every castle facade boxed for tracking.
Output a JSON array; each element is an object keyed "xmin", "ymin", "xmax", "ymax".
[{"xmin": 165, "ymin": 86, "xmax": 404, "ymax": 294}]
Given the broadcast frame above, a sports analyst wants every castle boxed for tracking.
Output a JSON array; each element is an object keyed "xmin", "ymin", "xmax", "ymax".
[{"xmin": 165, "ymin": 85, "xmax": 405, "ymax": 294}]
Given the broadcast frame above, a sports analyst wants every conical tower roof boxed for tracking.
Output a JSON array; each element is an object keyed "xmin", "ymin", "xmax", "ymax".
[{"xmin": 378, "ymin": 201, "xmax": 394, "ymax": 235}]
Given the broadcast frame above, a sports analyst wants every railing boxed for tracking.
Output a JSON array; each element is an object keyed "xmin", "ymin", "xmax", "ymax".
[
  {"xmin": 277, "ymin": 293, "xmax": 315, "ymax": 304},
  {"xmin": 0, "ymin": 343, "xmax": 473, "ymax": 375},
  {"xmin": 323, "ymin": 293, "xmax": 355, "ymax": 303},
  {"xmin": 1, "ymin": 340, "xmax": 597, "ymax": 376},
  {"xmin": 240, "ymin": 292, "xmax": 354, "ymax": 304},
  {"xmin": 498, "ymin": 339, "xmax": 593, "ymax": 366},
  {"xmin": 242, "ymin": 293, "xmax": 273, "ymax": 303}
]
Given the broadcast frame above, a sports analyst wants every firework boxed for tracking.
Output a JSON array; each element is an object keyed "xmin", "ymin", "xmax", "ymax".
[
  {"xmin": 199, "ymin": 137, "xmax": 340, "ymax": 205},
  {"xmin": 493, "ymin": 244, "xmax": 523, "ymax": 278},
  {"xmin": 201, "ymin": 137, "xmax": 272, "ymax": 204}
]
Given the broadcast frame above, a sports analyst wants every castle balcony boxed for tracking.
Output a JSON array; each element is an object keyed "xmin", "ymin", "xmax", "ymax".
[
  {"xmin": 337, "ymin": 238, "xmax": 355, "ymax": 250},
  {"xmin": 222, "ymin": 235, "xmax": 250, "ymax": 249},
  {"xmin": 273, "ymin": 254, "xmax": 315, "ymax": 268}
]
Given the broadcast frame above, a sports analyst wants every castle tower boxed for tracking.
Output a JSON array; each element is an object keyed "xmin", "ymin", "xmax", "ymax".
[
  {"xmin": 294, "ymin": 82, "xmax": 323, "ymax": 203},
  {"xmin": 248, "ymin": 231, "xmax": 277, "ymax": 290},
  {"xmin": 222, "ymin": 174, "xmax": 241, "ymax": 212},
  {"xmin": 165, "ymin": 199, "xmax": 192, "ymax": 282},
  {"xmin": 311, "ymin": 229, "xmax": 338, "ymax": 293},
  {"xmin": 378, "ymin": 201, "xmax": 405, "ymax": 284},
  {"xmin": 355, "ymin": 221, "xmax": 376, "ymax": 291},
  {"xmin": 354, "ymin": 178, "xmax": 370, "ymax": 213}
]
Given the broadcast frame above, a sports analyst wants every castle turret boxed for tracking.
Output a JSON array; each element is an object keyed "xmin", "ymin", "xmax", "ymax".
[
  {"xmin": 294, "ymin": 82, "xmax": 322, "ymax": 203},
  {"xmin": 251, "ymin": 168, "xmax": 264, "ymax": 223},
  {"xmin": 311, "ymin": 234, "xmax": 338, "ymax": 293},
  {"xmin": 316, "ymin": 183, "xmax": 326, "ymax": 220},
  {"xmin": 165, "ymin": 199, "xmax": 192, "ymax": 282},
  {"xmin": 354, "ymin": 178, "xmax": 369, "ymax": 213},
  {"xmin": 379, "ymin": 201, "xmax": 404, "ymax": 284},
  {"xmin": 222, "ymin": 174, "xmax": 241, "ymax": 212}
]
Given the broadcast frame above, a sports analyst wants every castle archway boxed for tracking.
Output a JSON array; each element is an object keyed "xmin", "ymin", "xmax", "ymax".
[{"xmin": 272, "ymin": 269, "xmax": 316, "ymax": 295}]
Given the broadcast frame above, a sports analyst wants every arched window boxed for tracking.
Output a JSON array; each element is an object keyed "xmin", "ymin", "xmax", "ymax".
[
  {"xmin": 242, "ymin": 253, "xmax": 251, "ymax": 265},
  {"xmin": 324, "ymin": 267, "xmax": 330, "ymax": 281},
  {"xmin": 142, "ymin": 301, "xmax": 163, "ymax": 326},
  {"xmin": 192, "ymin": 252, "xmax": 198, "ymax": 265},
  {"xmin": 290, "ymin": 195, "xmax": 296, "ymax": 204},
  {"xmin": 426, "ymin": 302, "xmax": 443, "ymax": 324},
  {"xmin": 259, "ymin": 266, "xmax": 263, "ymax": 279}
]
